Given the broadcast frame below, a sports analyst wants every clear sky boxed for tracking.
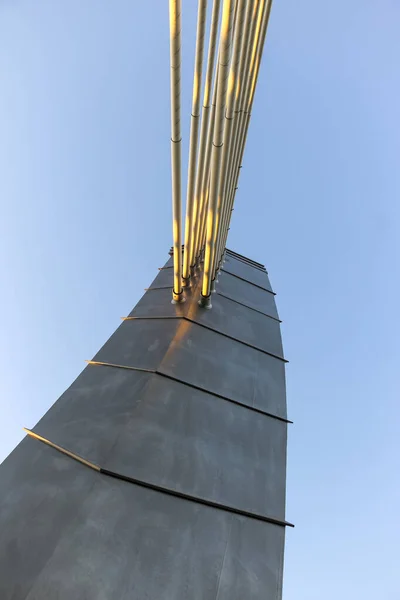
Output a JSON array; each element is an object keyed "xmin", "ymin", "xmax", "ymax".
[{"xmin": 1, "ymin": 1, "xmax": 399, "ymax": 598}]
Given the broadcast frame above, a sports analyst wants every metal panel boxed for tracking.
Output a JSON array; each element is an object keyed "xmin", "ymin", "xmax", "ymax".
[
  {"xmin": 129, "ymin": 284, "xmax": 188, "ymax": 318},
  {"xmin": 148, "ymin": 266, "xmax": 174, "ymax": 289},
  {"xmin": 130, "ymin": 285, "xmax": 284, "ymax": 358},
  {"xmin": 0, "ymin": 438, "xmax": 284, "ymax": 599},
  {"xmin": 217, "ymin": 270, "xmax": 279, "ymax": 319},
  {"xmin": 186, "ymin": 287, "xmax": 284, "ymax": 358},
  {"xmin": 226, "ymin": 248, "xmax": 266, "ymax": 269},
  {"xmin": 33, "ymin": 365, "xmax": 286, "ymax": 517},
  {"xmin": 93, "ymin": 318, "xmax": 181, "ymax": 371},
  {"xmin": 0, "ymin": 250, "xmax": 288, "ymax": 599},
  {"xmin": 214, "ymin": 514, "xmax": 285, "ymax": 600},
  {"xmin": 222, "ymin": 254, "xmax": 273, "ymax": 291},
  {"xmin": 0, "ymin": 437, "xmax": 99, "ymax": 600},
  {"xmin": 93, "ymin": 314, "xmax": 286, "ymax": 417},
  {"xmin": 33, "ymin": 365, "xmax": 151, "ymax": 465},
  {"xmin": 158, "ymin": 318, "xmax": 287, "ymax": 418},
  {"xmin": 104, "ymin": 375, "xmax": 287, "ymax": 518},
  {"xmin": 162, "ymin": 255, "xmax": 174, "ymax": 269},
  {"xmin": 25, "ymin": 473, "xmax": 285, "ymax": 600}
]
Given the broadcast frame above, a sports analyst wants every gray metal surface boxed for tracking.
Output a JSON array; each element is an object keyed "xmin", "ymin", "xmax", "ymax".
[
  {"xmin": 130, "ymin": 284, "xmax": 284, "ymax": 357},
  {"xmin": 93, "ymin": 318, "xmax": 181, "ymax": 370},
  {"xmin": 157, "ymin": 318, "xmax": 287, "ymax": 417},
  {"xmin": 147, "ymin": 254, "xmax": 279, "ymax": 320},
  {"xmin": 162, "ymin": 254, "xmax": 174, "ymax": 268},
  {"xmin": 225, "ymin": 248, "xmax": 266, "ymax": 269},
  {"xmin": 34, "ymin": 366, "xmax": 287, "ymax": 517},
  {"xmin": 222, "ymin": 254, "xmax": 273, "ymax": 291},
  {"xmin": 24, "ymin": 458, "xmax": 285, "ymax": 600},
  {"xmin": 92, "ymin": 315, "xmax": 286, "ymax": 417},
  {"xmin": 34, "ymin": 365, "xmax": 151, "ymax": 465},
  {"xmin": 217, "ymin": 270, "xmax": 279, "ymax": 319},
  {"xmin": 148, "ymin": 266, "xmax": 176, "ymax": 289},
  {"xmin": 0, "ymin": 439, "xmax": 285, "ymax": 600},
  {"xmin": 0, "ymin": 437, "xmax": 100, "ymax": 600},
  {"xmin": 0, "ymin": 250, "xmax": 288, "ymax": 599},
  {"xmin": 130, "ymin": 283, "xmax": 189, "ymax": 318}
]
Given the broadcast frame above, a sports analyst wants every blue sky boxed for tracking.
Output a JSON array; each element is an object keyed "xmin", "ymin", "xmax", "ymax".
[{"xmin": 1, "ymin": 1, "xmax": 399, "ymax": 598}]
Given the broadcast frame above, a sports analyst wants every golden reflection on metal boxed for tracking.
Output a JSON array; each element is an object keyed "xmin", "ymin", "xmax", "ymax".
[
  {"xmin": 85, "ymin": 359, "xmax": 154, "ymax": 374},
  {"xmin": 183, "ymin": 0, "xmax": 208, "ymax": 283},
  {"xmin": 167, "ymin": 0, "xmax": 274, "ymax": 304},
  {"xmin": 169, "ymin": 0, "xmax": 183, "ymax": 300},
  {"xmin": 202, "ymin": 0, "xmax": 235, "ymax": 298},
  {"xmin": 250, "ymin": 0, "xmax": 265, "ymax": 74},
  {"xmin": 191, "ymin": 0, "xmax": 221, "ymax": 267},
  {"xmin": 23, "ymin": 428, "xmax": 101, "ymax": 471},
  {"xmin": 159, "ymin": 318, "xmax": 193, "ymax": 371}
]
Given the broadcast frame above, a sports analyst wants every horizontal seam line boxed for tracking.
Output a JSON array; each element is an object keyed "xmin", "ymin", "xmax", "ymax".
[
  {"xmin": 216, "ymin": 292, "xmax": 282, "ymax": 322},
  {"xmin": 143, "ymin": 287, "xmax": 282, "ymax": 323},
  {"xmin": 221, "ymin": 266, "xmax": 272, "ymax": 289},
  {"xmin": 221, "ymin": 270, "xmax": 276, "ymax": 294},
  {"xmin": 123, "ymin": 316, "xmax": 182, "ymax": 320},
  {"xmin": 86, "ymin": 361, "xmax": 292, "ymax": 424},
  {"xmin": 226, "ymin": 249, "xmax": 266, "ymax": 269},
  {"xmin": 225, "ymin": 255, "xmax": 268, "ymax": 274},
  {"xmin": 24, "ymin": 429, "xmax": 293, "ymax": 528},
  {"xmin": 86, "ymin": 360, "xmax": 154, "ymax": 373},
  {"xmin": 123, "ymin": 316, "xmax": 287, "ymax": 363},
  {"xmin": 155, "ymin": 369, "xmax": 292, "ymax": 423},
  {"xmin": 101, "ymin": 468, "xmax": 294, "ymax": 527},
  {"xmin": 225, "ymin": 254, "xmax": 266, "ymax": 270}
]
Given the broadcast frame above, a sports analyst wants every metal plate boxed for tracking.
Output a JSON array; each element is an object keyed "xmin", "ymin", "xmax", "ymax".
[
  {"xmin": 226, "ymin": 248, "xmax": 266, "ymax": 269},
  {"xmin": 0, "ymin": 250, "xmax": 287, "ymax": 599},
  {"xmin": 93, "ymin": 318, "xmax": 181, "ymax": 370},
  {"xmin": 34, "ymin": 366, "xmax": 287, "ymax": 518},
  {"xmin": 34, "ymin": 365, "xmax": 151, "ymax": 464},
  {"xmin": 104, "ymin": 375, "xmax": 287, "ymax": 518},
  {"xmin": 25, "ymin": 468, "xmax": 285, "ymax": 600},
  {"xmin": 92, "ymin": 316, "xmax": 286, "ymax": 417},
  {"xmin": 130, "ymin": 283, "xmax": 284, "ymax": 358},
  {"xmin": 129, "ymin": 285, "xmax": 188, "ymax": 319},
  {"xmin": 162, "ymin": 255, "xmax": 174, "ymax": 269},
  {"xmin": 187, "ymin": 287, "xmax": 284, "ymax": 358},
  {"xmin": 147, "ymin": 267, "xmax": 173, "ymax": 289},
  {"xmin": 222, "ymin": 255, "xmax": 273, "ymax": 291},
  {"xmin": 0, "ymin": 437, "xmax": 99, "ymax": 600},
  {"xmin": 216, "ymin": 270, "xmax": 279, "ymax": 319},
  {"xmin": 158, "ymin": 319, "xmax": 287, "ymax": 418}
]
